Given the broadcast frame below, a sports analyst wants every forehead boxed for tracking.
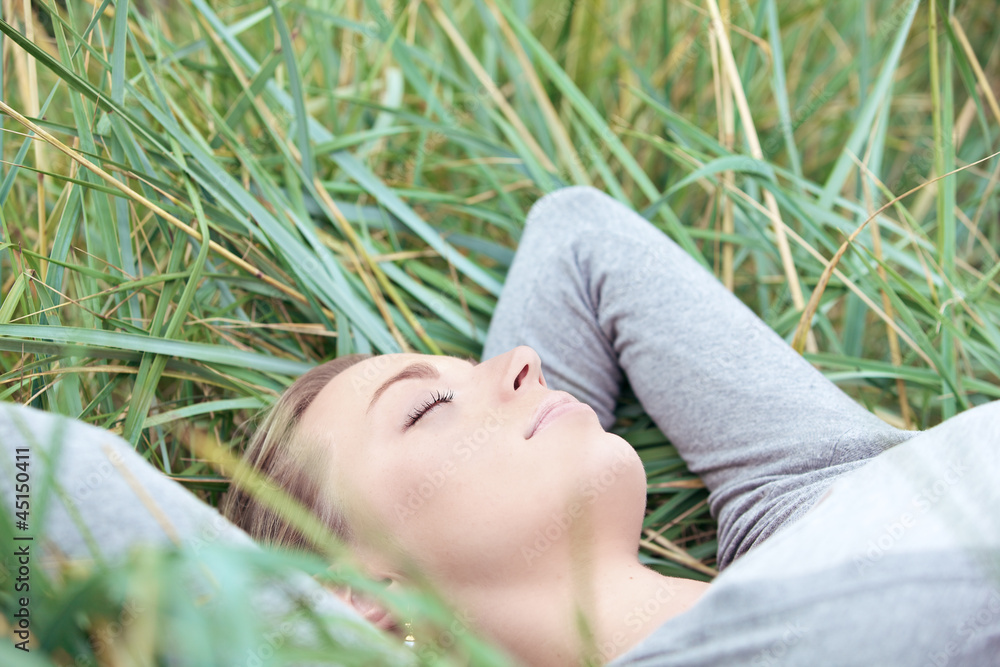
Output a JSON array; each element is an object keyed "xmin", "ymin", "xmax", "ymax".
[
  {"xmin": 340, "ymin": 353, "xmax": 477, "ymax": 398},
  {"xmin": 302, "ymin": 352, "xmax": 477, "ymax": 435},
  {"xmin": 339, "ymin": 352, "xmax": 429, "ymax": 402},
  {"xmin": 297, "ymin": 353, "xmax": 421, "ymax": 441}
]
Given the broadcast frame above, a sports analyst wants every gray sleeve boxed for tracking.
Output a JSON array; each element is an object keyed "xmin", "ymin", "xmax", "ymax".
[
  {"xmin": 0, "ymin": 401, "xmax": 255, "ymax": 562},
  {"xmin": 483, "ymin": 186, "xmax": 915, "ymax": 567}
]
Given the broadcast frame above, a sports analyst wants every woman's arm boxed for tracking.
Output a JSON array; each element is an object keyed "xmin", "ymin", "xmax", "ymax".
[{"xmin": 483, "ymin": 186, "xmax": 915, "ymax": 568}]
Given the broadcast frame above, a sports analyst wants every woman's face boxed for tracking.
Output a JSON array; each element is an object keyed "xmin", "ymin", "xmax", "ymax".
[{"xmin": 298, "ymin": 346, "xmax": 645, "ymax": 589}]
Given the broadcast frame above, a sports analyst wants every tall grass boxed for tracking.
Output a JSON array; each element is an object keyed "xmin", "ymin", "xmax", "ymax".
[{"xmin": 1, "ymin": 0, "xmax": 998, "ymax": 663}]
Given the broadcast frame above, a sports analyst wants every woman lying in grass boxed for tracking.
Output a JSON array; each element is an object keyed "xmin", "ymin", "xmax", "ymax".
[{"xmin": 222, "ymin": 186, "xmax": 1000, "ymax": 666}]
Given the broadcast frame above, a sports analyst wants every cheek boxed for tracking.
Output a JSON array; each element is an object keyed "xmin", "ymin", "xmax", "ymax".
[
  {"xmin": 354, "ymin": 432, "xmax": 529, "ymax": 558},
  {"xmin": 416, "ymin": 433, "xmax": 640, "ymax": 540},
  {"xmin": 376, "ymin": 411, "xmax": 513, "ymax": 523},
  {"xmin": 359, "ymin": 445, "xmax": 465, "ymax": 533},
  {"xmin": 580, "ymin": 436, "xmax": 648, "ymax": 518},
  {"xmin": 343, "ymin": 424, "xmax": 646, "ymax": 580}
]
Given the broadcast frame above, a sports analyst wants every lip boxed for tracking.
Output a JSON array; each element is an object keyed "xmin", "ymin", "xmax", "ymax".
[{"xmin": 526, "ymin": 392, "xmax": 586, "ymax": 439}]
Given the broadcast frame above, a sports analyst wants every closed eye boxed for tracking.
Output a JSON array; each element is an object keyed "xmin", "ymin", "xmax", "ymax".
[{"xmin": 403, "ymin": 389, "xmax": 454, "ymax": 430}]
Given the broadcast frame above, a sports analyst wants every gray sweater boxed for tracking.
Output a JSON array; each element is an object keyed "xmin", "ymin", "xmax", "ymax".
[
  {"xmin": 482, "ymin": 186, "xmax": 1000, "ymax": 666},
  {"xmin": 609, "ymin": 401, "xmax": 1000, "ymax": 666}
]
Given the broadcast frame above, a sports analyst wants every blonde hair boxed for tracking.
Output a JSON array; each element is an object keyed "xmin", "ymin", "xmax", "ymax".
[{"xmin": 221, "ymin": 353, "xmax": 373, "ymax": 552}]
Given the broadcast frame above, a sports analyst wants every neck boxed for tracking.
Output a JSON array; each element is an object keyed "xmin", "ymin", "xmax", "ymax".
[{"xmin": 441, "ymin": 551, "xmax": 710, "ymax": 666}]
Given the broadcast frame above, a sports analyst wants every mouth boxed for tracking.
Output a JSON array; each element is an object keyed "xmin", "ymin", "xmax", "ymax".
[{"xmin": 526, "ymin": 392, "xmax": 583, "ymax": 439}]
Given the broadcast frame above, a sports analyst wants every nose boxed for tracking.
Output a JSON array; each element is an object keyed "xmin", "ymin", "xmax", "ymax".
[{"xmin": 497, "ymin": 345, "xmax": 547, "ymax": 394}]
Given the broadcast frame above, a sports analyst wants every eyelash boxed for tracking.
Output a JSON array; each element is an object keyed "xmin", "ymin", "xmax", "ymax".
[{"xmin": 404, "ymin": 389, "xmax": 454, "ymax": 429}]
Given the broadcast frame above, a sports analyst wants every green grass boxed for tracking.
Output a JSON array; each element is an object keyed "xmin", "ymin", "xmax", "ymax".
[{"xmin": 1, "ymin": 0, "xmax": 999, "ymax": 663}]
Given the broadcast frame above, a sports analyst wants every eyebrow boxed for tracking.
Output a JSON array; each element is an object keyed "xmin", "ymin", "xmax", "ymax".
[{"xmin": 366, "ymin": 356, "xmax": 479, "ymax": 415}]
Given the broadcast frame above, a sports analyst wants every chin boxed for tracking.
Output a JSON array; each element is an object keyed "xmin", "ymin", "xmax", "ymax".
[{"xmin": 552, "ymin": 430, "xmax": 647, "ymax": 541}]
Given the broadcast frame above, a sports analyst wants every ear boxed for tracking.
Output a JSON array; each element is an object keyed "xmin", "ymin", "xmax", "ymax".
[{"xmin": 333, "ymin": 580, "xmax": 400, "ymax": 631}]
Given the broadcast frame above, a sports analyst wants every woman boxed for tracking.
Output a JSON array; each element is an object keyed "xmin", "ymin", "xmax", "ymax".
[{"xmin": 222, "ymin": 186, "xmax": 1000, "ymax": 666}]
